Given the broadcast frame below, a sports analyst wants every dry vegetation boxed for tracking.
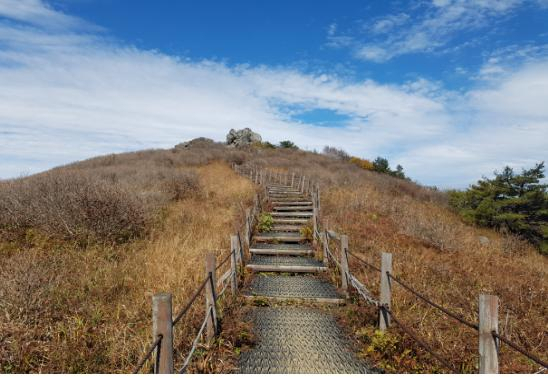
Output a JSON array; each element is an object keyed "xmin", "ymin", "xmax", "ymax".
[
  {"xmin": 241, "ymin": 147, "xmax": 547, "ymax": 374},
  {"xmin": 0, "ymin": 141, "xmax": 254, "ymax": 373},
  {"xmin": 1, "ymin": 141, "xmax": 546, "ymax": 373}
]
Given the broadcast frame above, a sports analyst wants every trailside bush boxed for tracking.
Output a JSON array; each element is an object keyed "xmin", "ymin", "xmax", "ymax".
[
  {"xmin": 0, "ymin": 171, "xmax": 147, "ymax": 244},
  {"xmin": 449, "ymin": 162, "xmax": 548, "ymax": 254}
]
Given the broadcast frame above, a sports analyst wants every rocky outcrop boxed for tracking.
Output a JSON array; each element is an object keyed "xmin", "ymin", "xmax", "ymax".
[{"xmin": 226, "ymin": 128, "xmax": 262, "ymax": 147}]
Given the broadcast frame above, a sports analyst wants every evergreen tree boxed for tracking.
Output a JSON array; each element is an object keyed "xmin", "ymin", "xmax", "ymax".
[
  {"xmin": 279, "ymin": 140, "xmax": 298, "ymax": 149},
  {"xmin": 449, "ymin": 162, "xmax": 548, "ymax": 254},
  {"xmin": 373, "ymin": 157, "xmax": 390, "ymax": 174}
]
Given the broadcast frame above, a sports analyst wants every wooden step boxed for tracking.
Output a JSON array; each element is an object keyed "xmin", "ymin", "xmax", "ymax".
[
  {"xmin": 271, "ymin": 212, "xmax": 313, "ymax": 218},
  {"xmin": 271, "ymin": 201, "xmax": 313, "ymax": 206},
  {"xmin": 272, "ymin": 224, "xmax": 304, "ymax": 231},
  {"xmin": 253, "ymin": 232, "xmax": 306, "ymax": 242},
  {"xmin": 272, "ymin": 218, "xmax": 309, "ymax": 224},
  {"xmin": 250, "ymin": 244, "xmax": 314, "ymax": 256},
  {"xmin": 273, "ymin": 206, "xmax": 313, "ymax": 211},
  {"xmin": 246, "ymin": 264, "xmax": 327, "ymax": 273},
  {"xmin": 245, "ymin": 256, "xmax": 326, "ymax": 273}
]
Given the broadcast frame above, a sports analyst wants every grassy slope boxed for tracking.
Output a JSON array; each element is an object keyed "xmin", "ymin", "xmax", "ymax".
[
  {"xmin": 0, "ymin": 147, "xmax": 255, "ymax": 372},
  {"xmin": 243, "ymin": 148, "xmax": 547, "ymax": 373},
  {"xmin": 1, "ymin": 143, "xmax": 546, "ymax": 373}
]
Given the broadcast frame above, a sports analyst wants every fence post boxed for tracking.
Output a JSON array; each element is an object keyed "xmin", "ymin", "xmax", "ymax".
[
  {"xmin": 245, "ymin": 209, "xmax": 251, "ymax": 248},
  {"xmin": 205, "ymin": 253, "xmax": 218, "ymax": 344},
  {"xmin": 479, "ymin": 294, "xmax": 499, "ymax": 374},
  {"xmin": 379, "ymin": 252, "xmax": 393, "ymax": 331},
  {"xmin": 321, "ymin": 230, "xmax": 328, "ymax": 265},
  {"xmin": 230, "ymin": 238, "xmax": 238, "ymax": 296},
  {"xmin": 152, "ymin": 293, "xmax": 174, "ymax": 374},
  {"xmin": 340, "ymin": 235, "xmax": 350, "ymax": 295},
  {"xmin": 312, "ymin": 195, "xmax": 318, "ymax": 248},
  {"xmin": 291, "ymin": 172, "xmax": 295, "ymax": 188}
]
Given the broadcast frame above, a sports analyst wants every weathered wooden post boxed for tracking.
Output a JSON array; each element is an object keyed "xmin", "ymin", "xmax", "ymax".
[
  {"xmin": 230, "ymin": 237, "xmax": 238, "ymax": 296},
  {"xmin": 152, "ymin": 293, "xmax": 174, "ymax": 374},
  {"xmin": 312, "ymin": 193, "xmax": 318, "ymax": 248},
  {"xmin": 321, "ymin": 230, "xmax": 329, "ymax": 265},
  {"xmin": 301, "ymin": 176, "xmax": 306, "ymax": 193},
  {"xmin": 245, "ymin": 209, "xmax": 251, "ymax": 248},
  {"xmin": 205, "ymin": 253, "xmax": 218, "ymax": 343},
  {"xmin": 340, "ymin": 235, "xmax": 350, "ymax": 295},
  {"xmin": 291, "ymin": 172, "xmax": 295, "ymax": 188},
  {"xmin": 479, "ymin": 294, "xmax": 499, "ymax": 374},
  {"xmin": 379, "ymin": 252, "xmax": 393, "ymax": 331}
]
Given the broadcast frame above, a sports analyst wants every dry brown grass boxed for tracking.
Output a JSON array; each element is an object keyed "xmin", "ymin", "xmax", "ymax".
[
  {"xmin": 1, "ymin": 141, "xmax": 546, "ymax": 373},
  {"xmin": 240, "ymin": 147, "xmax": 546, "ymax": 373},
  {"xmin": 0, "ymin": 156, "xmax": 254, "ymax": 373}
]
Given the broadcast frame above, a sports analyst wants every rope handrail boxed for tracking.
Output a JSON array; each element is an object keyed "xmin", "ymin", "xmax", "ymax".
[
  {"xmin": 133, "ymin": 335, "xmax": 163, "ymax": 374},
  {"xmin": 178, "ymin": 306, "xmax": 213, "ymax": 373},
  {"xmin": 380, "ymin": 305, "xmax": 457, "ymax": 373},
  {"xmin": 172, "ymin": 276, "xmax": 210, "ymax": 326},
  {"xmin": 215, "ymin": 251, "xmax": 232, "ymax": 271},
  {"xmin": 386, "ymin": 272, "xmax": 479, "ymax": 331},
  {"xmin": 347, "ymin": 250, "xmax": 381, "ymax": 273},
  {"xmin": 492, "ymin": 331, "xmax": 548, "ymax": 369}
]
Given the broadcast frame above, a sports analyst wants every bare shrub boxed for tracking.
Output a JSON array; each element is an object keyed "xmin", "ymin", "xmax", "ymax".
[
  {"xmin": 0, "ymin": 171, "xmax": 146, "ymax": 244},
  {"xmin": 162, "ymin": 171, "xmax": 201, "ymax": 201}
]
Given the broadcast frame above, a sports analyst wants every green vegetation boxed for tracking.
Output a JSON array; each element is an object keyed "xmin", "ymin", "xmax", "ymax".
[
  {"xmin": 258, "ymin": 212, "xmax": 274, "ymax": 232},
  {"xmin": 279, "ymin": 140, "xmax": 298, "ymax": 149},
  {"xmin": 449, "ymin": 162, "xmax": 548, "ymax": 254}
]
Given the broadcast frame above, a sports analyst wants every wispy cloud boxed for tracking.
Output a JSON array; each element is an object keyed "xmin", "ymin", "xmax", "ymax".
[
  {"xmin": 0, "ymin": 0, "xmax": 547, "ymax": 188},
  {"xmin": 332, "ymin": 0, "xmax": 527, "ymax": 62}
]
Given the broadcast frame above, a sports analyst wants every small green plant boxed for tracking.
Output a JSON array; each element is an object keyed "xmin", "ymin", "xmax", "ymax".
[
  {"xmin": 258, "ymin": 213, "xmax": 274, "ymax": 232},
  {"xmin": 300, "ymin": 225, "xmax": 313, "ymax": 241}
]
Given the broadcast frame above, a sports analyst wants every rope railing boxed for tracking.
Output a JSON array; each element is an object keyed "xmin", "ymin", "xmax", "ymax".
[
  {"xmin": 492, "ymin": 331, "xmax": 548, "ymax": 369},
  {"xmin": 386, "ymin": 272, "xmax": 479, "ymax": 331},
  {"xmin": 133, "ymin": 335, "xmax": 163, "ymax": 374},
  {"xmin": 178, "ymin": 306, "xmax": 214, "ymax": 373},
  {"xmin": 215, "ymin": 251, "xmax": 232, "ymax": 271},
  {"xmin": 172, "ymin": 276, "xmax": 210, "ymax": 326},
  {"xmin": 347, "ymin": 250, "xmax": 381, "ymax": 273},
  {"xmin": 380, "ymin": 305, "xmax": 457, "ymax": 373}
]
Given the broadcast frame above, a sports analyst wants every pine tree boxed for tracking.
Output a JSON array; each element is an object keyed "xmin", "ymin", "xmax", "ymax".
[{"xmin": 449, "ymin": 162, "xmax": 548, "ymax": 254}]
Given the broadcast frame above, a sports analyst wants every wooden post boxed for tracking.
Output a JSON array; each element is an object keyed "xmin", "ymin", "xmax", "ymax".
[
  {"xmin": 479, "ymin": 294, "xmax": 499, "ymax": 374},
  {"xmin": 301, "ymin": 176, "xmax": 306, "ymax": 193},
  {"xmin": 317, "ymin": 184, "xmax": 321, "ymax": 212},
  {"xmin": 291, "ymin": 172, "xmax": 295, "ymax": 188},
  {"xmin": 340, "ymin": 235, "xmax": 350, "ymax": 295},
  {"xmin": 205, "ymin": 253, "xmax": 218, "ymax": 343},
  {"xmin": 245, "ymin": 209, "xmax": 251, "ymax": 247},
  {"xmin": 312, "ymin": 197, "xmax": 318, "ymax": 248},
  {"xmin": 152, "ymin": 293, "xmax": 174, "ymax": 374},
  {"xmin": 321, "ymin": 231, "xmax": 329, "ymax": 265},
  {"xmin": 379, "ymin": 252, "xmax": 393, "ymax": 331},
  {"xmin": 230, "ymin": 237, "xmax": 238, "ymax": 296}
]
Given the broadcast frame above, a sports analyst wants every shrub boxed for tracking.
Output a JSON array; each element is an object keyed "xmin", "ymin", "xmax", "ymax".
[
  {"xmin": 0, "ymin": 171, "xmax": 146, "ymax": 244},
  {"xmin": 449, "ymin": 162, "xmax": 548, "ymax": 254},
  {"xmin": 279, "ymin": 140, "xmax": 298, "ymax": 149},
  {"xmin": 163, "ymin": 171, "xmax": 201, "ymax": 201},
  {"xmin": 258, "ymin": 213, "xmax": 274, "ymax": 232},
  {"xmin": 323, "ymin": 146, "xmax": 350, "ymax": 161},
  {"xmin": 350, "ymin": 157, "xmax": 375, "ymax": 170}
]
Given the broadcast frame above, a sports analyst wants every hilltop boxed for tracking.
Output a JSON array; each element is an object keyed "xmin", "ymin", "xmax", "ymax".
[{"xmin": 0, "ymin": 137, "xmax": 546, "ymax": 373}]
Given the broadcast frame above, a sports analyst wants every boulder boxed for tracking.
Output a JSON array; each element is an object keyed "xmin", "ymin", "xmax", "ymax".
[
  {"xmin": 226, "ymin": 128, "xmax": 262, "ymax": 147},
  {"xmin": 478, "ymin": 236, "xmax": 490, "ymax": 246}
]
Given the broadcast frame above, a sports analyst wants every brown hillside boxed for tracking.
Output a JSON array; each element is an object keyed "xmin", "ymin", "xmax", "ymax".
[{"xmin": 0, "ymin": 142, "xmax": 546, "ymax": 373}]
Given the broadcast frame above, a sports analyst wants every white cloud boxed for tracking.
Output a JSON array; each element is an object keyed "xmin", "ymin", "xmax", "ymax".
[
  {"xmin": 340, "ymin": 0, "xmax": 526, "ymax": 62},
  {"xmin": 0, "ymin": 0, "xmax": 547, "ymax": 189}
]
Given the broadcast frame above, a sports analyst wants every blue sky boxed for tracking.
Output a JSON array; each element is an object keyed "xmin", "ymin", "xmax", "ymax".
[{"xmin": 1, "ymin": 0, "xmax": 547, "ymax": 187}]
